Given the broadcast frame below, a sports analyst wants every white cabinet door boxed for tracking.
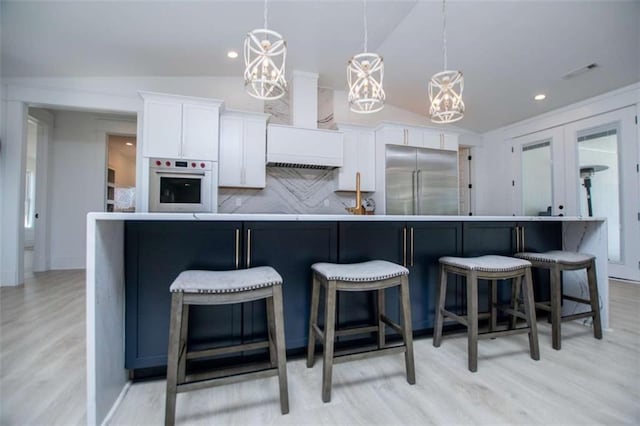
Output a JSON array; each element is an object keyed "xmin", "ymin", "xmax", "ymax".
[
  {"xmin": 337, "ymin": 128, "xmax": 375, "ymax": 191},
  {"xmin": 378, "ymin": 125, "xmax": 405, "ymax": 146},
  {"xmin": 405, "ymin": 127, "xmax": 423, "ymax": 147},
  {"xmin": 243, "ymin": 119, "xmax": 267, "ymax": 188},
  {"xmin": 142, "ymin": 100, "xmax": 182, "ymax": 158},
  {"xmin": 442, "ymin": 132, "xmax": 459, "ymax": 151},
  {"xmin": 219, "ymin": 113, "xmax": 267, "ymax": 188},
  {"xmin": 181, "ymin": 103, "xmax": 219, "ymax": 161},
  {"xmin": 219, "ymin": 115, "xmax": 244, "ymax": 187},
  {"xmin": 423, "ymin": 130, "xmax": 458, "ymax": 151}
]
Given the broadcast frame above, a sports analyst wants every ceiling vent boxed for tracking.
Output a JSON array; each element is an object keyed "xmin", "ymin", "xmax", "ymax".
[{"xmin": 562, "ymin": 63, "xmax": 598, "ymax": 80}]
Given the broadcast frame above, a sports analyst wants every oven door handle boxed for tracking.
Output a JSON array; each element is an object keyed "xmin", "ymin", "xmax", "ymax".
[{"xmin": 154, "ymin": 170, "xmax": 206, "ymax": 177}]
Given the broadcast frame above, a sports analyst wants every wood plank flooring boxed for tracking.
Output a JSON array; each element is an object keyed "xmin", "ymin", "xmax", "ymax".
[{"xmin": 1, "ymin": 273, "xmax": 638, "ymax": 425}]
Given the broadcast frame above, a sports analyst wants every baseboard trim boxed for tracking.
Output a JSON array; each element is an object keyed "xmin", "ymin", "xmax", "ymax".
[{"xmin": 101, "ymin": 381, "xmax": 131, "ymax": 426}]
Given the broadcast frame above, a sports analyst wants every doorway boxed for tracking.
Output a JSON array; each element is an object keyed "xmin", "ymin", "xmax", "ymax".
[{"xmin": 106, "ymin": 135, "xmax": 137, "ymax": 212}]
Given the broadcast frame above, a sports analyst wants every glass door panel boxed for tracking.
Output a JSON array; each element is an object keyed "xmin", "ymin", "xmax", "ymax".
[
  {"xmin": 522, "ymin": 141, "xmax": 552, "ymax": 216},
  {"xmin": 577, "ymin": 128, "xmax": 621, "ymax": 262}
]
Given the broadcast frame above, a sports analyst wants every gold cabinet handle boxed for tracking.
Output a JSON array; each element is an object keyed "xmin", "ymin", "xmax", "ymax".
[
  {"xmin": 246, "ymin": 228, "xmax": 251, "ymax": 268},
  {"xmin": 403, "ymin": 227, "xmax": 407, "ymax": 267},
  {"xmin": 521, "ymin": 226, "xmax": 525, "ymax": 252},
  {"xmin": 235, "ymin": 229, "xmax": 240, "ymax": 269},
  {"xmin": 515, "ymin": 226, "xmax": 521, "ymax": 252},
  {"xmin": 410, "ymin": 227, "xmax": 414, "ymax": 266}
]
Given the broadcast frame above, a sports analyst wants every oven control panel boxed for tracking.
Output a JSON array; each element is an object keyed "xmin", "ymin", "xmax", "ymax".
[{"xmin": 150, "ymin": 158, "xmax": 212, "ymax": 171}]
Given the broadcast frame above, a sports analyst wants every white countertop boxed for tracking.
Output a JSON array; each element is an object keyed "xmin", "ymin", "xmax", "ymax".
[{"xmin": 88, "ymin": 212, "xmax": 605, "ymax": 222}]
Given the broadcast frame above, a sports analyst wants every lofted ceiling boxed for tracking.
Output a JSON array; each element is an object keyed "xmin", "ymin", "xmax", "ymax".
[{"xmin": 1, "ymin": 0, "xmax": 639, "ymax": 133}]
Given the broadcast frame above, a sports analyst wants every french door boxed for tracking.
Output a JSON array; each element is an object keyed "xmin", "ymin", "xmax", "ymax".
[
  {"xmin": 512, "ymin": 106, "xmax": 639, "ymax": 281},
  {"xmin": 564, "ymin": 107, "xmax": 639, "ymax": 281}
]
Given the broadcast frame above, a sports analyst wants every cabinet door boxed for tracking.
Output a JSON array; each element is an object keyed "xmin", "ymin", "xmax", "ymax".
[
  {"xmin": 407, "ymin": 222, "xmax": 463, "ymax": 331},
  {"xmin": 378, "ymin": 125, "xmax": 406, "ymax": 146},
  {"xmin": 423, "ymin": 131, "xmax": 459, "ymax": 151},
  {"xmin": 244, "ymin": 221, "xmax": 338, "ymax": 350},
  {"xmin": 405, "ymin": 127, "xmax": 423, "ymax": 147},
  {"xmin": 442, "ymin": 132, "xmax": 459, "ymax": 151},
  {"xmin": 181, "ymin": 103, "xmax": 219, "ymax": 161},
  {"xmin": 338, "ymin": 221, "xmax": 404, "ymax": 342},
  {"xmin": 337, "ymin": 129, "xmax": 375, "ymax": 191},
  {"xmin": 125, "ymin": 221, "xmax": 242, "ymax": 369},
  {"xmin": 142, "ymin": 100, "xmax": 182, "ymax": 158},
  {"xmin": 219, "ymin": 115, "xmax": 244, "ymax": 186},
  {"xmin": 242, "ymin": 119, "xmax": 267, "ymax": 188}
]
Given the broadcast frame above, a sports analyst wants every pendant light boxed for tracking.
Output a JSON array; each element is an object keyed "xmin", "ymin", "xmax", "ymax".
[
  {"xmin": 347, "ymin": 0, "xmax": 385, "ymax": 114},
  {"xmin": 244, "ymin": 0, "xmax": 287, "ymax": 100},
  {"xmin": 428, "ymin": 0, "xmax": 464, "ymax": 123}
]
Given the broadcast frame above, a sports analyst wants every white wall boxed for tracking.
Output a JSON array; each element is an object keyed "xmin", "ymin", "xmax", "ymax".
[{"xmin": 48, "ymin": 110, "xmax": 136, "ymax": 270}]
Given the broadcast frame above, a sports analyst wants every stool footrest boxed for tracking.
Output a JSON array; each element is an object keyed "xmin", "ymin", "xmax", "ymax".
[
  {"xmin": 312, "ymin": 323, "xmax": 324, "ymax": 340},
  {"xmin": 561, "ymin": 311, "xmax": 596, "ymax": 322},
  {"xmin": 335, "ymin": 325, "xmax": 379, "ymax": 337},
  {"xmin": 562, "ymin": 294, "xmax": 592, "ymax": 305},
  {"xmin": 334, "ymin": 345, "xmax": 406, "ymax": 364},
  {"xmin": 441, "ymin": 309, "xmax": 468, "ymax": 327},
  {"xmin": 380, "ymin": 314, "xmax": 402, "ymax": 335},
  {"xmin": 179, "ymin": 366, "xmax": 278, "ymax": 393},
  {"xmin": 497, "ymin": 307, "xmax": 527, "ymax": 320},
  {"xmin": 186, "ymin": 341, "xmax": 270, "ymax": 360},
  {"xmin": 478, "ymin": 327, "xmax": 532, "ymax": 340}
]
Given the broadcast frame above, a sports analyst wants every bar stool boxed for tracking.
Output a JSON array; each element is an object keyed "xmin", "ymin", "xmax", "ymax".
[
  {"xmin": 433, "ymin": 255, "xmax": 540, "ymax": 372},
  {"xmin": 306, "ymin": 260, "xmax": 415, "ymax": 403},
  {"xmin": 515, "ymin": 250, "xmax": 602, "ymax": 350},
  {"xmin": 165, "ymin": 267, "xmax": 289, "ymax": 426}
]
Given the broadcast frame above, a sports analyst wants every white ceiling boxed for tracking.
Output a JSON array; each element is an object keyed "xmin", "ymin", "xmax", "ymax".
[{"xmin": 2, "ymin": 1, "xmax": 639, "ymax": 133}]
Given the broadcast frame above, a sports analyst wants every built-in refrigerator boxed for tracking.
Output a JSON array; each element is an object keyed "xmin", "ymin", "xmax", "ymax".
[{"xmin": 385, "ymin": 145, "xmax": 459, "ymax": 215}]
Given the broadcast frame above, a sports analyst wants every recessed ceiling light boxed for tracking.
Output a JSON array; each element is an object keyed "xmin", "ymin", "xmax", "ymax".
[
  {"xmin": 534, "ymin": 94, "xmax": 546, "ymax": 101},
  {"xmin": 125, "ymin": 142, "xmax": 133, "ymax": 146},
  {"xmin": 227, "ymin": 50, "xmax": 238, "ymax": 59}
]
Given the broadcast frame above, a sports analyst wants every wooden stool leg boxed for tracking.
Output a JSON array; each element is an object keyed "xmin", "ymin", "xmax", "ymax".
[
  {"xmin": 377, "ymin": 288, "xmax": 386, "ymax": 349},
  {"xmin": 489, "ymin": 279, "xmax": 497, "ymax": 332},
  {"xmin": 165, "ymin": 292, "xmax": 183, "ymax": 426},
  {"xmin": 522, "ymin": 268, "xmax": 540, "ymax": 361},
  {"xmin": 399, "ymin": 276, "xmax": 416, "ymax": 384},
  {"xmin": 271, "ymin": 285, "xmax": 290, "ymax": 415},
  {"xmin": 550, "ymin": 265, "xmax": 562, "ymax": 350},
  {"xmin": 509, "ymin": 277, "xmax": 521, "ymax": 330},
  {"xmin": 467, "ymin": 272, "xmax": 479, "ymax": 372},
  {"xmin": 177, "ymin": 303, "xmax": 189, "ymax": 384},
  {"xmin": 266, "ymin": 294, "xmax": 277, "ymax": 368},
  {"xmin": 306, "ymin": 273, "xmax": 321, "ymax": 368},
  {"xmin": 322, "ymin": 280, "xmax": 337, "ymax": 403},
  {"xmin": 587, "ymin": 260, "xmax": 603, "ymax": 340},
  {"xmin": 433, "ymin": 264, "xmax": 448, "ymax": 347}
]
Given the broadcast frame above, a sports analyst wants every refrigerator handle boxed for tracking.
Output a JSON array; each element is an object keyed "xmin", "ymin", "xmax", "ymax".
[
  {"xmin": 416, "ymin": 169, "xmax": 422, "ymax": 215},
  {"xmin": 411, "ymin": 170, "xmax": 417, "ymax": 215}
]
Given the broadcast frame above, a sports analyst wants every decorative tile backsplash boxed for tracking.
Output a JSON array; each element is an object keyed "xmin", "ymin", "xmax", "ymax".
[{"xmin": 218, "ymin": 167, "xmax": 363, "ymax": 214}]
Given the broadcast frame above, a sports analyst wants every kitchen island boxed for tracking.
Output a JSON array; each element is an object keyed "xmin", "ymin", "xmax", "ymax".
[{"xmin": 86, "ymin": 213, "xmax": 607, "ymax": 425}]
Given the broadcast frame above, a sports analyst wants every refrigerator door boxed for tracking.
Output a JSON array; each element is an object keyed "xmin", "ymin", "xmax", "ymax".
[
  {"xmin": 417, "ymin": 148, "xmax": 459, "ymax": 215},
  {"xmin": 386, "ymin": 145, "xmax": 418, "ymax": 215}
]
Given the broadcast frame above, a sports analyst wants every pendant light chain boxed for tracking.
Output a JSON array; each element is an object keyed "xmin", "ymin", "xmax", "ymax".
[
  {"xmin": 363, "ymin": 0, "xmax": 368, "ymax": 53},
  {"xmin": 264, "ymin": 0, "xmax": 268, "ymax": 31},
  {"xmin": 442, "ymin": 0, "xmax": 447, "ymax": 70}
]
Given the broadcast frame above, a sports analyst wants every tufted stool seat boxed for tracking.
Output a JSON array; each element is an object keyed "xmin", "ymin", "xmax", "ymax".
[
  {"xmin": 165, "ymin": 267, "xmax": 289, "ymax": 426},
  {"xmin": 433, "ymin": 255, "xmax": 540, "ymax": 372},
  {"xmin": 515, "ymin": 251, "xmax": 602, "ymax": 350},
  {"xmin": 306, "ymin": 260, "xmax": 415, "ymax": 402}
]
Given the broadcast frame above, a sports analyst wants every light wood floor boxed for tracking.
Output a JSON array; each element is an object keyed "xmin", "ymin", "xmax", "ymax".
[{"xmin": 1, "ymin": 273, "xmax": 639, "ymax": 425}]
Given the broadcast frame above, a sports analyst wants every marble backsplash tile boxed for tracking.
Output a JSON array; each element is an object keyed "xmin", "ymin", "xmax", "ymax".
[{"xmin": 218, "ymin": 167, "xmax": 365, "ymax": 214}]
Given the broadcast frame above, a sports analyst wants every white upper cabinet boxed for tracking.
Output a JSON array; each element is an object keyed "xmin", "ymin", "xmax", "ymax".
[
  {"xmin": 337, "ymin": 124, "xmax": 375, "ymax": 192},
  {"xmin": 141, "ymin": 92, "xmax": 222, "ymax": 161},
  {"xmin": 219, "ymin": 111, "xmax": 269, "ymax": 188},
  {"xmin": 377, "ymin": 123, "xmax": 459, "ymax": 152},
  {"xmin": 423, "ymin": 130, "xmax": 459, "ymax": 151}
]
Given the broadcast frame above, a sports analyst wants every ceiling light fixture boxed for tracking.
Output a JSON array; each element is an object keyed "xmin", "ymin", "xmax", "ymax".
[
  {"xmin": 534, "ymin": 93, "xmax": 546, "ymax": 101},
  {"xmin": 227, "ymin": 50, "xmax": 238, "ymax": 59},
  {"xmin": 243, "ymin": 0, "xmax": 287, "ymax": 100},
  {"xmin": 428, "ymin": 0, "xmax": 465, "ymax": 124},
  {"xmin": 125, "ymin": 142, "xmax": 133, "ymax": 146},
  {"xmin": 347, "ymin": 0, "xmax": 385, "ymax": 114}
]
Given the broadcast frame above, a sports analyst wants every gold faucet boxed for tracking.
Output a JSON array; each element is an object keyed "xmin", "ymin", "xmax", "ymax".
[{"xmin": 346, "ymin": 172, "xmax": 365, "ymax": 215}]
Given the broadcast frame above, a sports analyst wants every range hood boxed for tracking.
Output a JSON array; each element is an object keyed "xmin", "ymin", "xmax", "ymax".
[
  {"xmin": 267, "ymin": 124, "xmax": 343, "ymax": 169},
  {"xmin": 266, "ymin": 71, "xmax": 343, "ymax": 169}
]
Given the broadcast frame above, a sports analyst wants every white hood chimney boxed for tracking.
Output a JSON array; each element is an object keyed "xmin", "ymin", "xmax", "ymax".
[{"xmin": 291, "ymin": 71, "xmax": 318, "ymax": 129}]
